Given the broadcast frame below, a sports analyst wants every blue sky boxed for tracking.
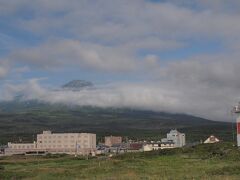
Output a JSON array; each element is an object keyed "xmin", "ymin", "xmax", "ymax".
[{"xmin": 0, "ymin": 0, "xmax": 240, "ymax": 121}]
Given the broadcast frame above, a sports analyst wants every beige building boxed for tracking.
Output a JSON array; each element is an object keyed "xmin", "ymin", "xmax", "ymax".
[
  {"xmin": 5, "ymin": 131, "xmax": 96, "ymax": 155},
  {"xmin": 37, "ymin": 131, "xmax": 96, "ymax": 155},
  {"xmin": 6, "ymin": 142, "xmax": 37, "ymax": 155},
  {"xmin": 105, "ymin": 136, "xmax": 122, "ymax": 147}
]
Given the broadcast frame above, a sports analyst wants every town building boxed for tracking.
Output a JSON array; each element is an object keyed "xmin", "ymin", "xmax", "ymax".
[
  {"xmin": 104, "ymin": 136, "xmax": 122, "ymax": 147},
  {"xmin": 5, "ymin": 142, "xmax": 38, "ymax": 155},
  {"xmin": 143, "ymin": 141, "xmax": 175, "ymax": 152},
  {"xmin": 161, "ymin": 129, "xmax": 186, "ymax": 147},
  {"xmin": 5, "ymin": 131, "xmax": 96, "ymax": 156},
  {"xmin": 127, "ymin": 143, "xmax": 143, "ymax": 152}
]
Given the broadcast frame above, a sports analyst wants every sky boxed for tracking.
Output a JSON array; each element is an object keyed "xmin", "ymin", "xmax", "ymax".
[{"xmin": 1, "ymin": 0, "xmax": 240, "ymax": 121}]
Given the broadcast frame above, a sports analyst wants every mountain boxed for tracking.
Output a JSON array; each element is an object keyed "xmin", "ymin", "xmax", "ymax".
[
  {"xmin": 62, "ymin": 80, "xmax": 93, "ymax": 90},
  {"xmin": 0, "ymin": 102, "xmax": 233, "ymax": 144},
  {"xmin": 0, "ymin": 80, "xmax": 234, "ymax": 144}
]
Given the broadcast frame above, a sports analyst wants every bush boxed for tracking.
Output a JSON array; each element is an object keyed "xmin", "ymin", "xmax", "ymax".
[
  {"xmin": 0, "ymin": 165, "xmax": 4, "ymax": 170},
  {"xmin": 208, "ymin": 165, "xmax": 240, "ymax": 175},
  {"xmin": 44, "ymin": 153, "xmax": 68, "ymax": 158}
]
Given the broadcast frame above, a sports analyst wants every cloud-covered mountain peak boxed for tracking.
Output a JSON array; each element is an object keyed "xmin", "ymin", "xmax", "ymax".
[{"xmin": 62, "ymin": 80, "xmax": 93, "ymax": 90}]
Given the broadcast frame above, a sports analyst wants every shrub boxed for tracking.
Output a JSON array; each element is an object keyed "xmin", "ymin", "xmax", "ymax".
[{"xmin": 0, "ymin": 165, "xmax": 4, "ymax": 170}]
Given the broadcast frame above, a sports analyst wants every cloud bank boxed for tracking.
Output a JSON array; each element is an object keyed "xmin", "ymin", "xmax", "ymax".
[{"xmin": 2, "ymin": 53, "xmax": 240, "ymax": 122}]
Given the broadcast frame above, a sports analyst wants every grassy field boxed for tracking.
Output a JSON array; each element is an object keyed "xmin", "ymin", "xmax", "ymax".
[{"xmin": 1, "ymin": 143, "xmax": 240, "ymax": 180}]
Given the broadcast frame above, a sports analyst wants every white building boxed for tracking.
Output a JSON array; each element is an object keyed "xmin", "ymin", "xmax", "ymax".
[
  {"xmin": 162, "ymin": 129, "xmax": 186, "ymax": 147},
  {"xmin": 143, "ymin": 142, "xmax": 175, "ymax": 152},
  {"xmin": 143, "ymin": 129, "xmax": 186, "ymax": 152},
  {"xmin": 204, "ymin": 135, "xmax": 220, "ymax": 144},
  {"xmin": 143, "ymin": 144, "xmax": 153, "ymax": 151},
  {"xmin": 5, "ymin": 131, "xmax": 96, "ymax": 156}
]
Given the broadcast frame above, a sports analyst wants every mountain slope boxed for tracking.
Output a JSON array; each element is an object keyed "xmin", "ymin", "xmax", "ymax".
[{"xmin": 0, "ymin": 102, "xmax": 234, "ymax": 144}]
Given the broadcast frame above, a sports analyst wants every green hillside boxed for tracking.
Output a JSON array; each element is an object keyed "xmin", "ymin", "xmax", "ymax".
[{"xmin": 0, "ymin": 102, "xmax": 234, "ymax": 144}]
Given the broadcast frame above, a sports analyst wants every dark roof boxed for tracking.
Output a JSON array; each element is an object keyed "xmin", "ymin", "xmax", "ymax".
[{"xmin": 129, "ymin": 143, "xmax": 143, "ymax": 150}]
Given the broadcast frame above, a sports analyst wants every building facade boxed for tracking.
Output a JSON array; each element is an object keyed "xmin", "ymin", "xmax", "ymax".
[
  {"xmin": 143, "ymin": 142, "xmax": 175, "ymax": 152},
  {"xmin": 5, "ymin": 131, "xmax": 96, "ymax": 155},
  {"xmin": 104, "ymin": 136, "xmax": 122, "ymax": 147},
  {"xmin": 37, "ymin": 131, "xmax": 96, "ymax": 155},
  {"xmin": 162, "ymin": 129, "xmax": 186, "ymax": 147},
  {"xmin": 5, "ymin": 142, "xmax": 37, "ymax": 155}
]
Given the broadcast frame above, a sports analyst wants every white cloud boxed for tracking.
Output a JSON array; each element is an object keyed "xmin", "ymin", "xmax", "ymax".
[
  {"xmin": 0, "ymin": 61, "xmax": 10, "ymax": 79},
  {"xmin": 0, "ymin": 67, "xmax": 8, "ymax": 79},
  {"xmin": 0, "ymin": 79, "xmax": 183, "ymax": 115},
  {"xmin": 2, "ymin": 52, "xmax": 240, "ymax": 122},
  {"xmin": 7, "ymin": 0, "xmax": 239, "ymax": 42},
  {"xmin": 9, "ymin": 39, "xmax": 138, "ymax": 72},
  {"xmin": 12, "ymin": 66, "xmax": 30, "ymax": 74},
  {"xmin": 2, "ymin": 0, "xmax": 240, "ymax": 72}
]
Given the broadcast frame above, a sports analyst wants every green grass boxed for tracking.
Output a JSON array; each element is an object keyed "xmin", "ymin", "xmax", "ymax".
[{"xmin": 1, "ymin": 143, "xmax": 240, "ymax": 179}]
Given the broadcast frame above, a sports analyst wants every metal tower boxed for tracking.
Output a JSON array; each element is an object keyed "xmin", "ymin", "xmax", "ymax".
[{"xmin": 234, "ymin": 102, "xmax": 240, "ymax": 146}]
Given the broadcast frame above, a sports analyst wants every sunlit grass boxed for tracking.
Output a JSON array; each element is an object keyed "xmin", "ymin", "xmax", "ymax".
[{"xmin": 1, "ymin": 143, "xmax": 240, "ymax": 179}]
